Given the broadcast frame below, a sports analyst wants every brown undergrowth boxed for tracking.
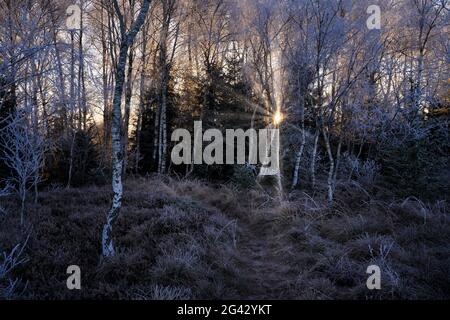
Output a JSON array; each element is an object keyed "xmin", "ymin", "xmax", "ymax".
[{"xmin": 0, "ymin": 176, "xmax": 448, "ymax": 299}]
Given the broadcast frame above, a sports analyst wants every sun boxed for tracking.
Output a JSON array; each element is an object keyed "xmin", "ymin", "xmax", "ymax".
[{"xmin": 273, "ymin": 110, "xmax": 284, "ymax": 126}]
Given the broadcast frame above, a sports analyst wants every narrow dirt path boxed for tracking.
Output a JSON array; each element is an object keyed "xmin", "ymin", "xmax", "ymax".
[{"xmin": 234, "ymin": 214, "xmax": 294, "ymax": 299}]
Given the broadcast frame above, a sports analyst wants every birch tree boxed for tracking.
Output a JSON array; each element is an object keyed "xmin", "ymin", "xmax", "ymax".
[
  {"xmin": 102, "ymin": 0, "xmax": 151, "ymax": 257},
  {"xmin": 0, "ymin": 113, "xmax": 45, "ymax": 225}
]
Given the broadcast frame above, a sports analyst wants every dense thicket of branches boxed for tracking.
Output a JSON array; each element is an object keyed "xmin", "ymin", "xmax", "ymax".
[{"xmin": 0, "ymin": 0, "xmax": 448, "ymax": 236}]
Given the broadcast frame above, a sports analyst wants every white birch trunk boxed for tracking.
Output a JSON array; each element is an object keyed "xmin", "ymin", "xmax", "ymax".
[
  {"xmin": 135, "ymin": 25, "xmax": 148, "ymax": 173},
  {"xmin": 292, "ymin": 96, "xmax": 306, "ymax": 188},
  {"xmin": 122, "ymin": 50, "xmax": 134, "ymax": 173},
  {"xmin": 310, "ymin": 129, "xmax": 319, "ymax": 189},
  {"xmin": 322, "ymin": 127, "xmax": 334, "ymax": 205},
  {"xmin": 102, "ymin": 0, "xmax": 151, "ymax": 257},
  {"xmin": 157, "ymin": 2, "xmax": 171, "ymax": 174},
  {"xmin": 292, "ymin": 137, "xmax": 305, "ymax": 188},
  {"xmin": 67, "ymin": 31, "xmax": 76, "ymax": 189}
]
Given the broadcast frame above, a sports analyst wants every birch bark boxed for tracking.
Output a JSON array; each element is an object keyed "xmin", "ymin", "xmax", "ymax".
[{"xmin": 102, "ymin": 0, "xmax": 151, "ymax": 257}]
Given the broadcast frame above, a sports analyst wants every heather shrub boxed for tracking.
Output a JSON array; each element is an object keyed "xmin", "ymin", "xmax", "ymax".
[
  {"xmin": 229, "ymin": 164, "xmax": 257, "ymax": 189},
  {"xmin": 0, "ymin": 176, "xmax": 448, "ymax": 300},
  {"xmin": 0, "ymin": 178, "xmax": 241, "ymax": 299},
  {"xmin": 272, "ymin": 191, "xmax": 450, "ymax": 299},
  {"xmin": 340, "ymin": 153, "xmax": 380, "ymax": 187}
]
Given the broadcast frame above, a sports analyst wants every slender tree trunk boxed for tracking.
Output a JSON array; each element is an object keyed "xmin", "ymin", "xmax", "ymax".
[
  {"xmin": 101, "ymin": 4, "xmax": 111, "ymax": 152},
  {"xmin": 122, "ymin": 48, "xmax": 134, "ymax": 173},
  {"xmin": 322, "ymin": 127, "xmax": 334, "ymax": 205},
  {"xmin": 102, "ymin": 0, "xmax": 151, "ymax": 257},
  {"xmin": 292, "ymin": 96, "xmax": 306, "ymax": 188},
  {"xmin": 78, "ymin": 1, "xmax": 87, "ymax": 131},
  {"xmin": 31, "ymin": 62, "xmax": 41, "ymax": 204},
  {"xmin": 157, "ymin": 2, "xmax": 171, "ymax": 174},
  {"xmin": 158, "ymin": 98, "xmax": 167, "ymax": 173},
  {"xmin": 332, "ymin": 133, "xmax": 343, "ymax": 184},
  {"xmin": 135, "ymin": 25, "xmax": 148, "ymax": 173},
  {"xmin": 67, "ymin": 31, "xmax": 76, "ymax": 189},
  {"xmin": 292, "ymin": 136, "xmax": 305, "ymax": 188},
  {"xmin": 102, "ymin": 43, "xmax": 129, "ymax": 257},
  {"xmin": 30, "ymin": 61, "xmax": 39, "ymax": 134},
  {"xmin": 50, "ymin": 15, "xmax": 68, "ymax": 131},
  {"xmin": 310, "ymin": 129, "xmax": 319, "ymax": 189}
]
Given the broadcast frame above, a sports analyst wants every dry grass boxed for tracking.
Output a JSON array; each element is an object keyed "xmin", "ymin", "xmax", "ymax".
[
  {"xmin": 0, "ymin": 176, "xmax": 244, "ymax": 299},
  {"xmin": 0, "ymin": 176, "xmax": 448, "ymax": 299},
  {"xmin": 269, "ymin": 184, "xmax": 450, "ymax": 299}
]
